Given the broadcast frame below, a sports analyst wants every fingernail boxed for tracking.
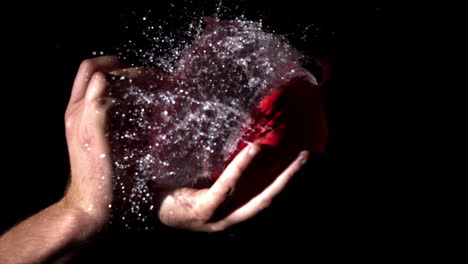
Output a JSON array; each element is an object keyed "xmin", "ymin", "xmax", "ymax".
[
  {"xmin": 248, "ymin": 143, "xmax": 260, "ymax": 156},
  {"xmin": 299, "ymin": 151, "xmax": 309, "ymax": 166}
]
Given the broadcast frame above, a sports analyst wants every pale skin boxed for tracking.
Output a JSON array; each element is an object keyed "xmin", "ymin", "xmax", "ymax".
[{"xmin": 0, "ymin": 56, "xmax": 310, "ymax": 263}]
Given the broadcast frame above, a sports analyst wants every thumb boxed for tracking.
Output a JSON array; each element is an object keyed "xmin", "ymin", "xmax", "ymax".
[
  {"xmin": 84, "ymin": 72, "xmax": 115, "ymax": 136},
  {"xmin": 81, "ymin": 72, "xmax": 114, "ymax": 184}
]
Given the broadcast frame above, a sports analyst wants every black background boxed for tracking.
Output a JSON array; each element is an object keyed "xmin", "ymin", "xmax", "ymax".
[{"xmin": 0, "ymin": 0, "xmax": 407, "ymax": 261}]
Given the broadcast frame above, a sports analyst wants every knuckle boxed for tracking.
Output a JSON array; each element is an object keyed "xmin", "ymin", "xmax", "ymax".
[
  {"xmin": 195, "ymin": 210, "xmax": 211, "ymax": 223},
  {"xmin": 64, "ymin": 112, "xmax": 74, "ymax": 129},
  {"xmin": 212, "ymin": 186, "xmax": 233, "ymax": 201},
  {"xmin": 79, "ymin": 59, "xmax": 95, "ymax": 72},
  {"xmin": 193, "ymin": 204, "xmax": 212, "ymax": 223},
  {"xmin": 232, "ymin": 162, "xmax": 245, "ymax": 176}
]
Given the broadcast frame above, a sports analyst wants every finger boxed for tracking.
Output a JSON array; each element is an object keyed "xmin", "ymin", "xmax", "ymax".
[
  {"xmin": 213, "ymin": 150, "xmax": 310, "ymax": 230},
  {"xmin": 69, "ymin": 56, "xmax": 126, "ymax": 105},
  {"xmin": 85, "ymin": 72, "xmax": 111, "ymax": 104},
  {"xmin": 110, "ymin": 67, "xmax": 159, "ymax": 79},
  {"xmin": 81, "ymin": 74, "xmax": 115, "ymax": 192},
  {"xmin": 85, "ymin": 72, "xmax": 115, "ymax": 127},
  {"xmin": 109, "ymin": 67, "xmax": 163, "ymax": 88},
  {"xmin": 201, "ymin": 143, "xmax": 262, "ymax": 214}
]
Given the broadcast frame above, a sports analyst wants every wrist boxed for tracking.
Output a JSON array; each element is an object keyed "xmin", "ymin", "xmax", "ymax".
[
  {"xmin": 0, "ymin": 199, "xmax": 103, "ymax": 264},
  {"xmin": 56, "ymin": 198, "xmax": 105, "ymax": 244}
]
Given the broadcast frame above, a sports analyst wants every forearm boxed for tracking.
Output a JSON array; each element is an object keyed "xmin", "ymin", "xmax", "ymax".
[{"xmin": 0, "ymin": 199, "xmax": 97, "ymax": 264}]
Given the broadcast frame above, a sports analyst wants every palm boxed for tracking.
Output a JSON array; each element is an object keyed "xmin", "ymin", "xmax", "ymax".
[{"xmin": 155, "ymin": 144, "xmax": 309, "ymax": 232}]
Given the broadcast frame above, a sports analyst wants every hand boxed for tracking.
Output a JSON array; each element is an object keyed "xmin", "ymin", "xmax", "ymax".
[
  {"xmin": 62, "ymin": 56, "xmax": 126, "ymax": 233},
  {"xmin": 155, "ymin": 144, "xmax": 309, "ymax": 232},
  {"xmin": 0, "ymin": 56, "xmax": 127, "ymax": 264}
]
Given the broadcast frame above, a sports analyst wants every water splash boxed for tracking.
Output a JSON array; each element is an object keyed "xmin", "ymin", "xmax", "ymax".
[{"xmin": 106, "ymin": 16, "xmax": 315, "ymax": 227}]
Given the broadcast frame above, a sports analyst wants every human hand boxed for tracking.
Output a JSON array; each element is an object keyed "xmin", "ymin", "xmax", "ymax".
[
  {"xmin": 62, "ymin": 56, "xmax": 126, "ymax": 234},
  {"xmin": 154, "ymin": 144, "xmax": 309, "ymax": 232},
  {"xmin": 0, "ymin": 57, "xmax": 128, "ymax": 264}
]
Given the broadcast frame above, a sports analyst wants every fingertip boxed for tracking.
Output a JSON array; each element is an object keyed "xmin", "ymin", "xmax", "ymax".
[
  {"xmin": 86, "ymin": 72, "xmax": 108, "ymax": 102},
  {"xmin": 91, "ymin": 71, "xmax": 106, "ymax": 83},
  {"xmin": 90, "ymin": 70, "xmax": 105, "ymax": 82},
  {"xmin": 247, "ymin": 142, "xmax": 262, "ymax": 156},
  {"xmin": 298, "ymin": 150, "xmax": 310, "ymax": 166}
]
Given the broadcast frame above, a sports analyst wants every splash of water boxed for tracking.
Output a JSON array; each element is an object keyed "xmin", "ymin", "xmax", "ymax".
[{"xmin": 106, "ymin": 16, "xmax": 314, "ymax": 227}]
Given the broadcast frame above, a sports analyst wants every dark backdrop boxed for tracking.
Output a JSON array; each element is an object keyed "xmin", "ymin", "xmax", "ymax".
[{"xmin": 1, "ymin": 0, "xmax": 405, "ymax": 261}]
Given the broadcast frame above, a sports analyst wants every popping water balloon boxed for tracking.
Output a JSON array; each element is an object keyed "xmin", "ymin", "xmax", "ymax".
[{"xmin": 106, "ymin": 17, "xmax": 327, "ymax": 226}]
